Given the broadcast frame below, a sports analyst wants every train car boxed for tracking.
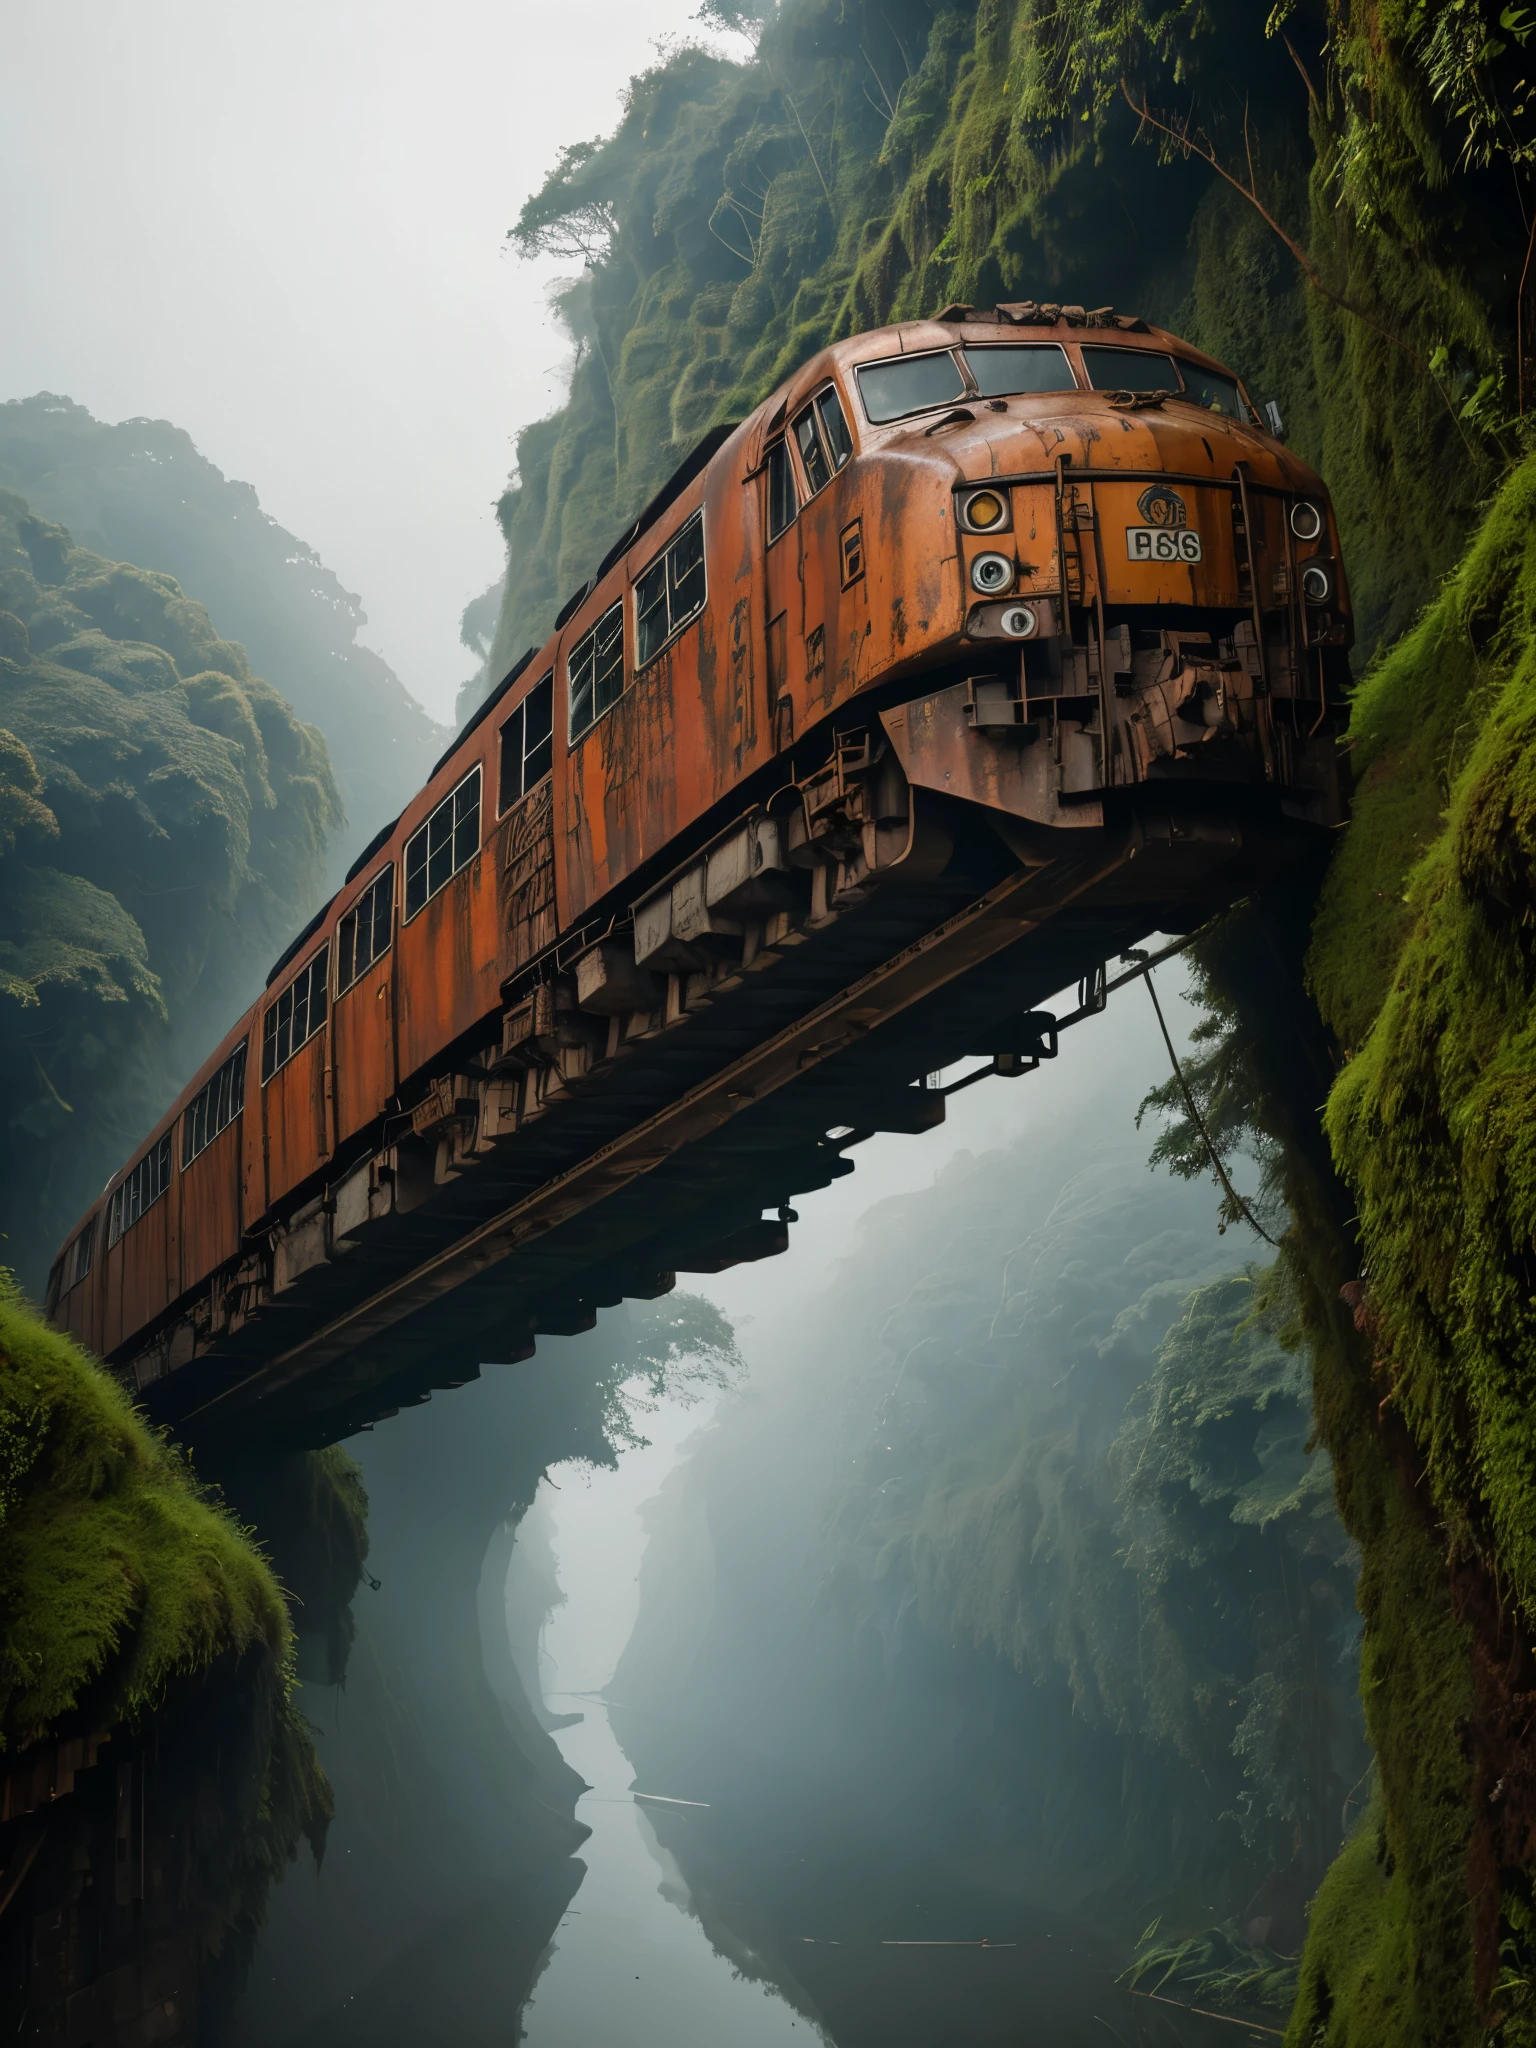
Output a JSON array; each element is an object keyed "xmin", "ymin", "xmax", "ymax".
[{"xmin": 45, "ymin": 301, "xmax": 1349, "ymax": 1448}]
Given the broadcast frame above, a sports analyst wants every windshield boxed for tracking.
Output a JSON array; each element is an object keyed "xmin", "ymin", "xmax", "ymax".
[
  {"xmin": 855, "ymin": 351, "xmax": 967, "ymax": 423},
  {"xmin": 1080, "ymin": 345, "xmax": 1181, "ymax": 393},
  {"xmin": 1174, "ymin": 361, "xmax": 1251, "ymax": 419},
  {"xmin": 962, "ymin": 344, "xmax": 1076, "ymax": 397}
]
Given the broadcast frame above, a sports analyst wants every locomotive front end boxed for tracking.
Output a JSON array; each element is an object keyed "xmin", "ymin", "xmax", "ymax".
[{"xmin": 841, "ymin": 308, "xmax": 1349, "ymax": 842}]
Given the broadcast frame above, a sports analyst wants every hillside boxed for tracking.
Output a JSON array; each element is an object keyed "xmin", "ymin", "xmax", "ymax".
[
  {"xmin": 0, "ymin": 395, "xmax": 445, "ymax": 864},
  {"xmin": 0, "ymin": 490, "xmax": 340, "ymax": 1283}
]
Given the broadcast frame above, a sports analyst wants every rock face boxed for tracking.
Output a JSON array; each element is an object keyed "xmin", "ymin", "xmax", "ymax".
[{"xmin": 0, "ymin": 1280, "xmax": 328, "ymax": 2048}]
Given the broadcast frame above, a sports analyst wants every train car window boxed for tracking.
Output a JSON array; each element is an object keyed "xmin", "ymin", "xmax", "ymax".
[
  {"xmin": 52, "ymin": 1216, "xmax": 96, "ymax": 1306},
  {"xmin": 569, "ymin": 603, "xmax": 625, "ymax": 738},
  {"xmin": 336, "ymin": 867, "xmax": 395, "ymax": 994},
  {"xmin": 403, "ymin": 766, "xmax": 481, "ymax": 920},
  {"xmin": 107, "ymin": 1134, "xmax": 172, "ymax": 1247},
  {"xmin": 499, "ymin": 672, "xmax": 554, "ymax": 808},
  {"xmin": 766, "ymin": 440, "xmax": 798, "ymax": 541},
  {"xmin": 262, "ymin": 947, "xmax": 330, "ymax": 1081},
  {"xmin": 1174, "ymin": 361, "xmax": 1252, "ymax": 419},
  {"xmin": 854, "ymin": 350, "xmax": 967, "ymax": 424},
  {"xmin": 1080, "ymin": 345, "xmax": 1181, "ymax": 392},
  {"xmin": 793, "ymin": 409, "xmax": 830, "ymax": 494},
  {"xmin": 962, "ymin": 344, "xmax": 1076, "ymax": 396},
  {"xmin": 182, "ymin": 1042, "xmax": 248, "ymax": 1167},
  {"xmin": 635, "ymin": 512, "xmax": 706, "ymax": 669},
  {"xmin": 815, "ymin": 389, "xmax": 855, "ymax": 470}
]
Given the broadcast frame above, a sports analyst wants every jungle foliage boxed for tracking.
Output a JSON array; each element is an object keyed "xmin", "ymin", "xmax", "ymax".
[
  {"xmin": 0, "ymin": 396, "xmax": 445, "ymax": 860},
  {"xmin": 0, "ymin": 490, "xmax": 341, "ymax": 1284}
]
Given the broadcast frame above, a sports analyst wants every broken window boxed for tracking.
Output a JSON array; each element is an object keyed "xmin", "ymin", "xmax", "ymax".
[
  {"xmin": 337, "ymin": 866, "xmax": 395, "ymax": 993},
  {"xmin": 766, "ymin": 441, "xmax": 798, "ymax": 542},
  {"xmin": 262, "ymin": 946, "xmax": 330, "ymax": 1082},
  {"xmin": 183, "ymin": 1042, "xmax": 248, "ymax": 1167},
  {"xmin": 569, "ymin": 603, "xmax": 625, "ymax": 738},
  {"xmin": 403, "ymin": 766, "xmax": 481, "ymax": 920},
  {"xmin": 108, "ymin": 1135, "xmax": 173, "ymax": 1247},
  {"xmin": 635, "ymin": 512, "xmax": 706, "ymax": 669},
  {"xmin": 499, "ymin": 672, "xmax": 554, "ymax": 808}
]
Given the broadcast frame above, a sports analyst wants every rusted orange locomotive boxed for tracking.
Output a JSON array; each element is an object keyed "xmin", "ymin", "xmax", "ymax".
[{"xmin": 47, "ymin": 303, "xmax": 1349, "ymax": 1447}]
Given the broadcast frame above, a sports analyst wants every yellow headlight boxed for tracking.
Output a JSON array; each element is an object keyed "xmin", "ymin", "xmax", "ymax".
[{"xmin": 966, "ymin": 490, "xmax": 1006, "ymax": 530}]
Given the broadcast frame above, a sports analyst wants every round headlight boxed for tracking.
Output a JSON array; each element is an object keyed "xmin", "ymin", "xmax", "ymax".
[
  {"xmin": 971, "ymin": 552, "xmax": 1014, "ymax": 594},
  {"xmin": 1290, "ymin": 499, "xmax": 1324, "ymax": 541},
  {"xmin": 1301, "ymin": 562, "xmax": 1332, "ymax": 605},
  {"xmin": 1000, "ymin": 603, "xmax": 1038, "ymax": 639},
  {"xmin": 965, "ymin": 489, "xmax": 1007, "ymax": 531}
]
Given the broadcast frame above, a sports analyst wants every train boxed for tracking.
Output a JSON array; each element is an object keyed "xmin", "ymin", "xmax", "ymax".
[{"xmin": 46, "ymin": 300, "xmax": 1350, "ymax": 1447}]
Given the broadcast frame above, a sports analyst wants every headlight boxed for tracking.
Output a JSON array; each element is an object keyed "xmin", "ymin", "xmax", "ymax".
[
  {"xmin": 1290, "ymin": 499, "xmax": 1324, "ymax": 541},
  {"xmin": 1301, "ymin": 561, "xmax": 1332, "ymax": 605},
  {"xmin": 963, "ymin": 488, "xmax": 1007, "ymax": 531},
  {"xmin": 999, "ymin": 603, "xmax": 1038, "ymax": 639},
  {"xmin": 971, "ymin": 552, "xmax": 1014, "ymax": 594}
]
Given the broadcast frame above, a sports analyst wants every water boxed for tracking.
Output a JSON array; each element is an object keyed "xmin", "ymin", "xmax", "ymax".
[
  {"xmin": 519, "ymin": 1704, "xmax": 814, "ymax": 2045},
  {"xmin": 512, "ymin": 1402, "xmax": 1273, "ymax": 2048}
]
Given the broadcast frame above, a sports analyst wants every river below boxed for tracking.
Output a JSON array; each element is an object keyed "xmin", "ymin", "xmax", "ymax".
[{"xmin": 510, "ymin": 1415, "xmax": 1278, "ymax": 2048}]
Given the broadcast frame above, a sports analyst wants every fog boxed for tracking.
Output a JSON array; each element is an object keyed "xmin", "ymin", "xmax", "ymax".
[{"xmin": 0, "ymin": 0, "xmax": 738, "ymax": 720}]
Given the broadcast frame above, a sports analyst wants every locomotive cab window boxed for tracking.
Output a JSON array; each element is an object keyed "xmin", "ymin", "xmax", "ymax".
[
  {"xmin": 791, "ymin": 388, "xmax": 854, "ymax": 497},
  {"xmin": 107, "ymin": 1134, "xmax": 172, "ymax": 1247},
  {"xmin": 855, "ymin": 350, "xmax": 967, "ymax": 424},
  {"xmin": 499, "ymin": 672, "xmax": 554, "ymax": 808},
  {"xmin": 262, "ymin": 947, "xmax": 329, "ymax": 1081},
  {"xmin": 765, "ymin": 440, "xmax": 798, "ymax": 541},
  {"xmin": 1174, "ymin": 361, "xmax": 1251, "ymax": 420},
  {"xmin": 336, "ymin": 866, "xmax": 395, "ymax": 993},
  {"xmin": 404, "ymin": 766, "xmax": 481, "ymax": 919},
  {"xmin": 635, "ymin": 512, "xmax": 706, "ymax": 669},
  {"xmin": 183, "ymin": 1042, "xmax": 247, "ymax": 1166},
  {"xmin": 962, "ymin": 344, "xmax": 1076, "ymax": 397},
  {"xmin": 1080, "ymin": 345, "xmax": 1181, "ymax": 393},
  {"xmin": 569, "ymin": 604, "xmax": 625, "ymax": 739}
]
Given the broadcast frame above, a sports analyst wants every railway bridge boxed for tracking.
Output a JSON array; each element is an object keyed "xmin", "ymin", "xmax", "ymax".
[{"xmin": 46, "ymin": 305, "xmax": 1350, "ymax": 1450}]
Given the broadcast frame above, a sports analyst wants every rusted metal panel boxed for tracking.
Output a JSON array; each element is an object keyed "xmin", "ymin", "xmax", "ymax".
[
  {"xmin": 393, "ymin": 837, "xmax": 501, "ymax": 1088},
  {"xmin": 499, "ymin": 782, "xmax": 557, "ymax": 976},
  {"xmin": 260, "ymin": 1031, "xmax": 329, "ymax": 1214},
  {"xmin": 177, "ymin": 1124, "xmax": 242, "ymax": 1301}
]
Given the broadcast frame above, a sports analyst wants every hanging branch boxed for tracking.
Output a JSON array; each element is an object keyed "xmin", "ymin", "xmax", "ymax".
[
  {"xmin": 1143, "ymin": 970, "xmax": 1277, "ymax": 1249},
  {"xmin": 1119, "ymin": 79, "xmax": 1480, "ymax": 460},
  {"xmin": 772, "ymin": 68, "xmax": 834, "ymax": 201}
]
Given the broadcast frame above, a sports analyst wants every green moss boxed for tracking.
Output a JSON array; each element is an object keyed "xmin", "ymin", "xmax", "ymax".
[
  {"xmin": 1313, "ymin": 452, "xmax": 1536, "ymax": 1618},
  {"xmin": 0, "ymin": 1273, "xmax": 294, "ymax": 1748}
]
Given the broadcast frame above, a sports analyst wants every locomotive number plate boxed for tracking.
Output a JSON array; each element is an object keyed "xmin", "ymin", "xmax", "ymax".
[{"xmin": 1126, "ymin": 526, "xmax": 1202, "ymax": 563}]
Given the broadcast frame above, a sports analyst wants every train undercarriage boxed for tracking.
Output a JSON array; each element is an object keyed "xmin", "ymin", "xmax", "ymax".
[{"xmin": 121, "ymin": 614, "xmax": 1342, "ymax": 1453}]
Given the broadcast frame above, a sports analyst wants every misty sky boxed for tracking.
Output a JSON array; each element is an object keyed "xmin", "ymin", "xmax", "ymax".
[{"xmin": 0, "ymin": 0, "xmax": 740, "ymax": 724}]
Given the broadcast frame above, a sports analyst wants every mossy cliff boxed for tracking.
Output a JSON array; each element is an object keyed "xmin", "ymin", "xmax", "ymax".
[
  {"xmin": 0, "ymin": 1276, "xmax": 329, "ymax": 2034},
  {"xmin": 479, "ymin": 0, "xmax": 1536, "ymax": 2036}
]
